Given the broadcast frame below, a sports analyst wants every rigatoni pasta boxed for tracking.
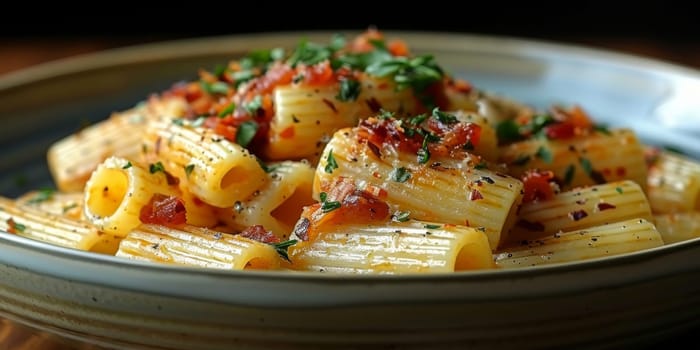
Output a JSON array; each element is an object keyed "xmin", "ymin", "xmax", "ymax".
[{"xmin": 3, "ymin": 29, "xmax": 699, "ymax": 275}]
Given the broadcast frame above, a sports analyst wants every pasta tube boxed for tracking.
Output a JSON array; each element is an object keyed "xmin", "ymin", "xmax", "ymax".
[
  {"xmin": 507, "ymin": 180, "xmax": 653, "ymax": 244},
  {"xmin": 0, "ymin": 196, "xmax": 118, "ymax": 253},
  {"xmin": 83, "ymin": 156, "xmax": 178, "ymax": 236},
  {"xmin": 495, "ymin": 218, "xmax": 664, "ymax": 268},
  {"xmin": 143, "ymin": 120, "xmax": 267, "ymax": 207},
  {"xmin": 288, "ymin": 220, "xmax": 494, "ymax": 274},
  {"xmin": 46, "ymin": 96, "xmax": 186, "ymax": 192},
  {"xmin": 115, "ymin": 224, "xmax": 281, "ymax": 270},
  {"xmin": 217, "ymin": 161, "xmax": 316, "ymax": 239},
  {"xmin": 653, "ymin": 212, "xmax": 700, "ymax": 244},
  {"xmin": 647, "ymin": 150, "xmax": 700, "ymax": 214},
  {"xmin": 315, "ymin": 127, "xmax": 523, "ymax": 250},
  {"xmin": 16, "ymin": 190, "xmax": 84, "ymax": 221},
  {"xmin": 498, "ymin": 128, "xmax": 648, "ymax": 191},
  {"xmin": 264, "ymin": 77, "xmax": 417, "ymax": 161}
]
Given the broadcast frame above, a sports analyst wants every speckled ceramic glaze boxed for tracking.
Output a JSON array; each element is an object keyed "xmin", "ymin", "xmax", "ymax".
[{"xmin": 1, "ymin": 32, "xmax": 699, "ymax": 349}]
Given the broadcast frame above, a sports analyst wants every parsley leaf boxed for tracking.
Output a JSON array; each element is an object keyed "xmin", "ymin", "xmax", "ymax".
[
  {"xmin": 184, "ymin": 164, "xmax": 195, "ymax": 178},
  {"xmin": 200, "ymin": 81, "xmax": 229, "ymax": 95},
  {"xmin": 324, "ymin": 149, "xmax": 338, "ymax": 174},
  {"xmin": 336, "ymin": 78, "xmax": 361, "ymax": 102},
  {"xmin": 218, "ymin": 103, "xmax": 236, "ymax": 118},
  {"xmin": 392, "ymin": 211, "xmax": 410, "ymax": 222},
  {"xmin": 243, "ymin": 95, "xmax": 263, "ymax": 115},
  {"xmin": 236, "ymin": 121, "xmax": 259, "ymax": 148},
  {"xmin": 535, "ymin": 146, "xmax": 553, "ymax": 164},
  {"xmin": 270, "ymin": 239, "xmax": 297, "ymax": 262},
  {"xmin": 390, "ymin": 167, "xmax": 411, "ymax": 183},
  {"xmin": 432, "ymin": 107, "xmax": 458, "ymax": 124},
  {"xmin": 149, "ymin": 162, "xmax": 165, "ymax": 174},
  {"xmin": 27, "ymin": 188, "xmax": 54, "ymax": 204}
]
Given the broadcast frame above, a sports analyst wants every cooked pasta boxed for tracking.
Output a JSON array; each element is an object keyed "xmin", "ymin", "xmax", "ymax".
[
  {"xmin": 2, "ymin": 29, "xmax": 698, "ymax": 275},
  {"xmin": 494, "ymin": 218, "xmax": 664, "ymax": 268}
]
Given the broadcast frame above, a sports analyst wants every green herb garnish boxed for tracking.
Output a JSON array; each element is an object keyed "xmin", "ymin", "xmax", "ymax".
[
  {"xmin": 324, "ymin": 149, "xmax": 338, "ymax": 174},
  {"xmin": 149, "ymin": 162, "xmax": 165, "ymax": 174},
  {"xmin": 184, "ymin": 164, "xmax": 195, "ymax": 178},
  {"xmin": 271, "ymin": 239, "xmax": 298, "ymax": 262},
  {"xmin": 392, "ymin": 211, "xmax": 410, "ymax": 222},
  {"xmin": 336, "ymin": 78, "xmax": 361, "ymax": 102},
  {"xmin": 236, "ymin": 121, "xmax": 259, "ymax": 148},
  {"xmin": 390, "ymin": 167, "xmax": 411, "ymax": 183}
]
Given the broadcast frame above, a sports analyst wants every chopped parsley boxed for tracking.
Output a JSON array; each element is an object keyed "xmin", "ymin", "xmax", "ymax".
[
  {"xmin": 563, "ymin": 164, "xmax": 576, "ymax": 186},
  {"xmin": 580, "ymin": 157, "xmax": 593, "ymax": 176},
  {"xmin": 149, "ymin": 162, "xmax": 165, "ymax": 174},
  {"xmin": 392, "ymin": 211, "xmax": 410, "ymax": 222},
  {"xmin": 432, "ymin": 107, "xmax": 458, "ymax": 124},
  {"xmin": 594, "ymin": 124, "xmax": 611, "ymax": 135},
  {"xmin": 390, "ymin": 167, "xmax": 411, "ymax": 183},
  {"xmin": 271, "ymin": 239, "xmax": 298, "ymax": 262},
  {"xmin": 218, "ymin": 103, "xmax": 236, "ymax": 118},
  {"xmin": 200, "ymin": 81, "xmax": 229, "ymax": 95},
  {"xmin": 122, "ymin": 161, "xmax": 133, "ymax": 169},
  {"xmin": 26, "ymin": 188, "xmax": 55, "ymax": 204},
  {"xmin": 324, "ymin": 149, "xmax": 338, "ymax": 174},
  {"xmin": 535, "ymin": 146, "xmax": 553, "ymax": 164},
  {"xmin": 236, "ymin": 121, "xmax": 259, "ymax": 148},
  {"xmin": 243, "ymin": 95, "xmax": 263, "ymax": 115},
  {"xmin": 424, "ymin": 224, "xmax": 441, "ymax": 229},
  {"xmin": 336, "ymin": 78, "xmax": 361, "ymax": 102},
  {"xmin": 184, "ymin": 164, "xmax": 195, "ymax": 178},
  {"xmin": 616, "ymin": 186, "xmax": 624, "ymax": 194},
  {"xmin": 474, "ymin": 161, "xmax": 489, "ymax": 170},
  {"xmin": 319, "ymin": 192, "xmax": 341, "ymax": 213},
  {"xmin": 512, "ymin": 155, "xmax": 531, "ymax": 166}
]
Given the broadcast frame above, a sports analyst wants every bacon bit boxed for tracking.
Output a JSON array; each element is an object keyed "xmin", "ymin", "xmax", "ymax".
[
  {"xmin": 301, "ymin": 61, "xmax": 335, "ymax": 85},
  {"xmin": 521, "ymin": 169, "xmax": 557, "ymax": 203},
  {"xmin": 596, "ymin": 202, "xmax": 617, "ymax": 211},
  {"xmin": 516, "ymin": 219, "xmax": 545, "ymax": 232},
  {"xmin": 446, "ymin": 78, "xmax": 472, "ymax": 93},
  {"xmin": 293, "ymin": 217, "xmax": 311, "ymax": 241},
  {"xmin": 350, "ymin": 29, "xmax": 385, "ymax": 53},
  {"xmin": 279, "ymin": 126, "xmax": 295, "ymax": 139},
  {"xmin": 468, "ymin": 189, "xmax": 484, "ymax": 201},
  {"xmin": 299, "ymin": 177, "xmax": 390, "ymax": 241},
  {"xmin": 139, "ymin": 194, "xmax": 187, "ymax": 226},
  {"xmin": 388, "ymin": 40, "xmax": 410, "ymax": 57},
  {"xmin": 544, "ymin": 122, "xmax": 576, "ymax": 139},
  {"xmin": 544, "ymin": 105, "xmax": 594, "ymax": 140},
  {"xmin": 240, "ymin": 224, "xmax": 279, "ymax": 244},
  {"xmin": 569, "ymin": 209, "xmax": 588, "ymax": 221},
  {"xmin": 5, "ymin": 218, "xmax": 21, "ymax": 234},
  {"xmin": 322, "ymin": 98, "xmax": 338, "ymax": 113}
]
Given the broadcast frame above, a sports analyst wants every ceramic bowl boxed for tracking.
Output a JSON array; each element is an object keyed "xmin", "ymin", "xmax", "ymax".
[{"xmin": 1, "ymin": 31, "xmax": 699, "ymax": 349}]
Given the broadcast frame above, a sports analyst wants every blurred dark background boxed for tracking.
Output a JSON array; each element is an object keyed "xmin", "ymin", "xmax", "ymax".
[{"xmin": 0, "ymin": 2, "xmax": 698, "ymax": 75}]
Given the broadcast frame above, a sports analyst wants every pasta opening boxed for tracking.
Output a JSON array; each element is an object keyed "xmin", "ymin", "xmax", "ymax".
[
  {"xmin": 453, "ymin": 242, "xmax": 493, "ymax": 271},
  {"xmin": 270, "ymin": 186, "xmax": 314, "ymax": 231},
  {"xmin": 86, "ymin": 169, "xmax": 129, "ymax": 217},
  {"xmin": 219, "ymin": 168, "xmax": 247, "ymax": 190}
]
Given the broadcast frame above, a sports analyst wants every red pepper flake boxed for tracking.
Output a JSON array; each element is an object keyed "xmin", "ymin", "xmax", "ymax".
[
  {"xmin": 240, "ymin": 224, "xmax": 279, "ymax": 244},
  {"xmin": 616, "ymin": 167, "xmax": 627, "ymax": 177},
  {"xmin": 322, "ymin": 98, "xmax": 338, "ymax": 114},
  {"xmin": 469, "ymin": 189, "xmax": 484, "ymax": 201},
  {"xmin": 596, "ymin": 202, "xmax": 617, "ymax": 211},
  {"xmin": 516, "ymin": 219, "xmax": 545, "ymax": 232},
  {"xmin": 569, "ymin": 209, "xmax": 588, "ymax": 221},
  {"xmin": 139, "ymin": 194, "xmax": 187, "ymax": 226}
]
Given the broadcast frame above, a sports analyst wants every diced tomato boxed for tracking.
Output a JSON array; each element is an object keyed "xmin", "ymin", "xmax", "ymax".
[
  {"xmin": 544, "ymin": 122, "xmax": 576, "ymax": 139},
  {"xmin": 388, "ymin": 40, "xmax": 409, "ymax": 57},
  {"xmin": 521, "ymin": 169, "xmax": 556, "ymax": 203},
  {"xmin": 301, "ymin": 61, "xmax": 335, "ymax": 86}
]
